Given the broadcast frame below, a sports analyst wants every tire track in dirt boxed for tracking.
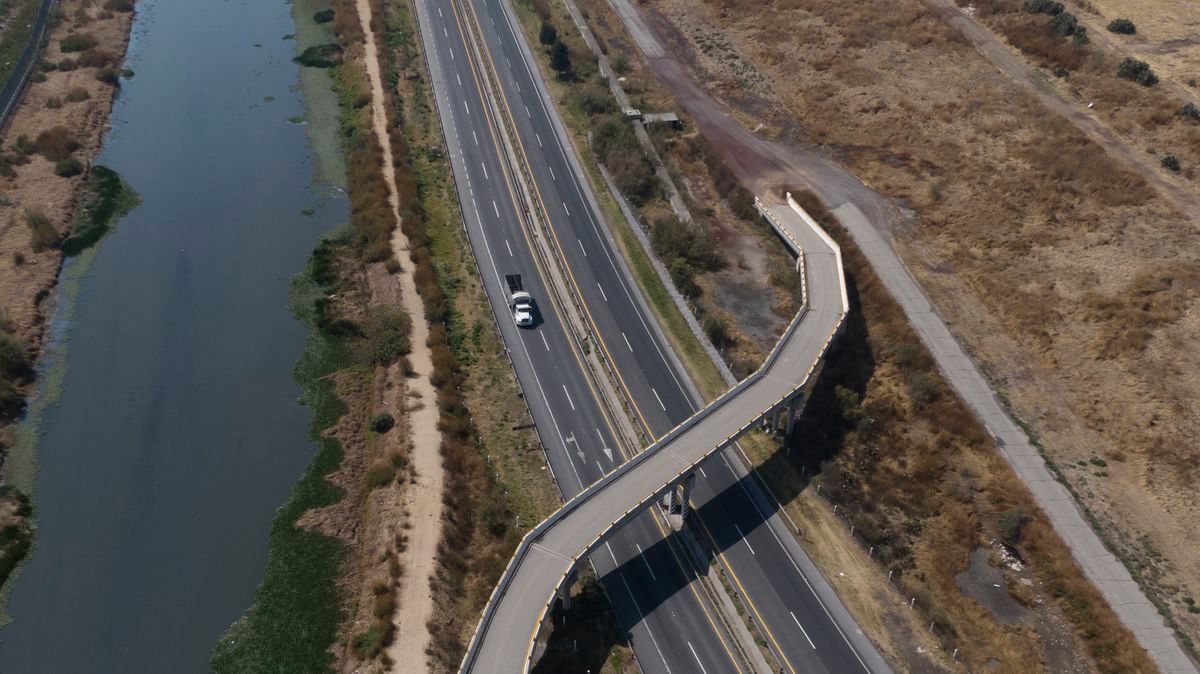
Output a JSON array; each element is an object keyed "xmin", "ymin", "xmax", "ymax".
[{"xmin": 353, "ymin": 0, "xmax": 444, "ymax": 669}]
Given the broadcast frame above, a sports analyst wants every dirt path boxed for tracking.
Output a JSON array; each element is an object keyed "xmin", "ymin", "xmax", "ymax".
[
  {"xmin": 917, "ymin": 0, "xmax": 1200, "ymax": 223},
  {"xmin": 353, "ymin": 0, "xmax": 444, "ymax": 669}
]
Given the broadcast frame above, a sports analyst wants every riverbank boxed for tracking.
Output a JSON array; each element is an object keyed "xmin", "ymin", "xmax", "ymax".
[{"xmin": 0, "ymin": 0, "xmax": 135, "ymax": 590}]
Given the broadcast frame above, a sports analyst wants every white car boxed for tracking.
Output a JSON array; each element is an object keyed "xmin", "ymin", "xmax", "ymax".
[{"xmin": 512, "ymin": 292, "xmax": 535, "ymax": 327}]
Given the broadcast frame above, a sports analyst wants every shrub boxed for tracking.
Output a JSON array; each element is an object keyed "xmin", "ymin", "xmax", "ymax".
[
  {"xmin": 0, "ymin": 332, "xmax": 32, "ymax": 382},
  {"xmin": 33, "ymin": 126, "xmax": 79, "ymax": 160},
  {"xmin": 103, "ymin": 0, "xmax": 134, "ymax": 11},
  {"xmin": 77, "ymin": 49, "xmax": 114, "ymax": 68},
  {"xmin": 702, "ymin": 314, "xmax": 735, "ymax": 350},
  {"xmin": 313, "ymin": 9, "xmax": 334, "ymax": 23},
  {"xmin": 294, "ymin": 44, "xmax": 343, "ymax": 68},
  {"xmin": 30, "ymin": 72, "xmax": 46, "ymax": 84},
  {"xmin": 25, "ymin": 209, "xmax": 59, "ymax": 251},
  {"xmin": 45, "ymin": 97, "xmax": 62, "ymax": 109},
  {"xmin": 59, "ymin": 32, "xmax": 98, "ymax": 52},
  {"xmin": 538, "ymin": 21, "xmax": 557, "ymax": 46},
  {"xmin": 364, "ymin": 463, "xmax": 396, "ymax": 490},
  {"xmin": 999, "ymin": 506, "xmax": 1031, "ymax": 544},
  {"xmin": 607, "ymin": 151, "xmax": 657, "ymax": 206},
  {"xmin": 1161, "ymin": 154, "xmax": 1180, "ymax": 172},
  {"xmin": 96, "ymin": 67, "xmax": 120, "ymax": 85},
  {"xmin": 1117, "ymin": 57, "xmax": 1157, "ymax": 86},
  {"xmin": 38, "ymin": 61, "xmax": 56, "ymax": 72},
  {"xmin": 362, "ymin": 306, "xmax": 412, "ymax": 365},
  {"xmin": 55, "ymin": 157, "xmax": 84, "ymax": 177},
  {"xmin": 57, "ymin": 58, "xmax": 77, "ymax": 71},
  {"xmin": 1049, "ymin": 12, "xmax": 1079, "ymax": 37},
  {"xmin": 1106, "ymin": 18, "xmax": 1136, "ymax": 35},
  {"xmin": 64, "ymin": 87, "xmax": 90, "ymax": 102},
  {"xmin": 569, "ymin": 85, "xmax": 616, "ymax": 117},
  {"xmin": 906, "ymin": 371, "xmax": 941, "ymax": 406},
  {"xmin": 370, "ymin": 412, "xmax": 395, "ymax": 434},
  {"xmin": 1023, "ymin": 0, "xmax": 1063, "ymax": 15},
  {"xmin": 1181, "ymin": 103, "xmax": 1200, "ymax": 121},
  {"xmin": 549, "ymin": 42, "xmax": 571, "ymax": 76}
]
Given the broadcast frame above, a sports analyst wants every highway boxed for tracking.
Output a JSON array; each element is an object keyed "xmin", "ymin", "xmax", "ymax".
[
  {"xmin": 411, "ymin": 1, "xmax": 749, "ymax": 672},
  {"xmin": 457, "ymin": 0, "xmax": 887, "ymax": 672},
  {"xmin": 412, "ymin": 0, "xmax": 888, "ymax": 672}
]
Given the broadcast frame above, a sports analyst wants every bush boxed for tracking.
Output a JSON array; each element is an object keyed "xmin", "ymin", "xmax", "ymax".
[
  {"xmin": 1106, "ymin": 18, "xmax": 1136, "ymax": 35},
  {"xmin": 1049, "ymin": 12, "xmax": 1079, "ymax": 37},
  {"xmin": 77, "ymin": 49, "xmax": 115, "ymax": 68},
  {"xmin": 364, "ymin": 463, "xmax": 396, "ymax": 490},
  {"xmin": 294, "ymin": 43, "xmax": 343, "ymax": 68},
  {"xmin": 96, "ymin": 67, "xmax": 120, "ymax": 85},
  {"xmin": 607, "ymin": 151, "xmax": 657, "ymax": 206},
  {"xmin": 57, "ymin": 57, "xmax": 77, "ymax": 71},
  {"xmin": 59, "ymin": 32, "xmax": 98, "ymax": 52},
  {"xmin": 569, "ymin": 85, "xmax": 616, "ymax": 117},
  {"xmin": 370, "ymin": 411, "xmax": 395, "ymax": 434},
  {"xmin": 103, "ymin": 0, "xmax": 134, "ymax": 11},
  {"xmin": 54, "ymin": 157, "xmax": 84, "ymax": 177},
  {"xmin": 702, "ymin": 314, "xmax": 735, "ymax": 350},
  {"xmin": 1161, "ymin": 154, "xmax": 1180, "ymax": 172},
  {"xmin": 999, "ymin": 506, "xmax": 1031, "ymax": 544},
  {"xmin": 33, "ymin": 126, "xmax": 79, "ymax": 161},
  {"xmin": 313, "ymin": 9, "xmax": 334, "ymax": 23},
  {"xmin": 64, "ymin": 87, "xmax": 90, "ymax": 102},
  {"xmin": 25, "ymin": 208, "xmax": 59, "ymax": 251},
  {"xmin": 38, "ymin": 61, "xmax": 56, "ymax": 72},
  {"xmin": 1181, "ymin": 103, "xmax": 1200, "ymax": 121},
  {"xmin": 45, "ymin": 97, "xmax": 62, "ymax": 109},
  {"xmin": 362, "ymin": 306, "xmax": 412, "ymax": 365},
  {"xmin": 1023, "ymin": 0, "xmax": 1063, "ymax": 15},
  {"xmin": 538, "ymin": 21, "xmax": 557, "ymax": 46},
  {"xmin": 1117, "ymin": 57, "xmax": 1157, "ymax": 86},
  {"xmin": 0, "ymin": 332, "xmax": 32, "ymax": 382},
  {"xmin": 549, "ymin": 42, "xmax": 571, "ymax": 76}
]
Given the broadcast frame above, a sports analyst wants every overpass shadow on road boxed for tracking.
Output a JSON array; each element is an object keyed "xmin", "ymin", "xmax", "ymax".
[{"xmin": 534, "ymin": 273, "xmax": 878, "ymax": 671}]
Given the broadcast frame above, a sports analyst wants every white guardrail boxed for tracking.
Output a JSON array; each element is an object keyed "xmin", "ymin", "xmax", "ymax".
[{"xmin": 459, "ymin": 195, "xmax": 850, "ymax": 673}]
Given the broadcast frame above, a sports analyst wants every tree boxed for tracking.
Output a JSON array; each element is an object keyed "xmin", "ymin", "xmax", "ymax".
[
  {"xmin": 538, "ymin": 21, "xmax": 557, "ymax": 46},
  {"xmin": 1023, "ymin": 0, "xmax": 1063, "ymax": 15},
  {"xmin": 1106, "ymin": 18, "xmax": 1136, "ymax": 34},
  {"xmin": 549, "ymin": 42, "xmax": 571, "ymax": 76},
  {"xmin": 1180, "ymin": 103, "xmax": 1200, "ymax": 121},
  {"xmin": 1049, "ymin": 11, "xmax": 1079, "ymax": 37},
  {"xmin": 1161, "ymin": 155, "xmax": 1180, "ymax": 172},
  {"xmin": 1117, "ymin": 57, "xmax": 1157, "ymax": 86}
]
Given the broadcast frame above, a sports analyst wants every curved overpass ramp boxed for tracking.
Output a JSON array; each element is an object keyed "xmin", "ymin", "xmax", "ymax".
[{"xmin": 461, "ymin": 193, "xmax": 848, "ymax": 673}]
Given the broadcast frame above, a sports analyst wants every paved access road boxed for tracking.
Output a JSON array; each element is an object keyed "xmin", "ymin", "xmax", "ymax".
[
  {"xmin": 411, "ymin": 1, "xmax": 751, "ymax": 672},
  {"xmin": 460, "ymin": 0, "xmax": 889, "ymax": 672}
]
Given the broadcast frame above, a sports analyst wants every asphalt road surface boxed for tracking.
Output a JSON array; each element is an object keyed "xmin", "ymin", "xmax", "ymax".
[
  {"xmin": 460, "ymin": 0, "xmax": 887, "ymax": 672},
  {"xmin": 411, "ymin": 1, "xmax": 748, "ymax": 672}
]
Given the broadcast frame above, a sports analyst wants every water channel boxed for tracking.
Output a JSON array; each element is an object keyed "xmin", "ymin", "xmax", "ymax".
[{"xmin": 0, "ymin": 0, "xmax": 345, "ymax": 669}]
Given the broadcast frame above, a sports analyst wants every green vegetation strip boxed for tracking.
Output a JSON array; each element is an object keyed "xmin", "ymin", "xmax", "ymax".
[
  {"xmin": 0, "ymin": 0, "xmax": 41, "ymax": 86},
  {"xmin": 60, "ymin": 165, "xmax": 140, "ymax": 255},
  {"xmin": 210, "ymin": 228, "xmax": 352, "ymax": 673}
]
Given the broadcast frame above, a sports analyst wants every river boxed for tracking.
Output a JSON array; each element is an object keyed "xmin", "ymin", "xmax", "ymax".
[{"xmin": 0, "ymin": 0, "xmax": 345, "ymax": 670}]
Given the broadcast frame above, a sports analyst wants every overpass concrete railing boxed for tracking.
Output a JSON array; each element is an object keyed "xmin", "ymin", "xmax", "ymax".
[{"xmin": 459, "ymin": 194, "xmax": 849, "ymax": 673}]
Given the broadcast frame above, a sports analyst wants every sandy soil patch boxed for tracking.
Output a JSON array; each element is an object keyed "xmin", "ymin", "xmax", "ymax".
[
  {"xmin": 353, "ymin": 0, "xmax": 444, "ymax": 668},
  {"xmin": 0, "ymin": 0, "xmax": 133, "ymax": 369},
  {"xmin": 639, "ymin": 0, "xmax": 1200, "ymax": 649}
]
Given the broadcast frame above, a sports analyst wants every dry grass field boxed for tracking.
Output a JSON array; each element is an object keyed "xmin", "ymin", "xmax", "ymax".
[{"xmin": 633, "ymin": 0, "xmax": 1200, "ymax": 655}]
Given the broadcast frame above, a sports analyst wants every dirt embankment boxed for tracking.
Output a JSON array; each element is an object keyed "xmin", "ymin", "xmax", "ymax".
[
  {"xmin": 0, "ymin": 0, "xmax": 134, "ymax": 584},
  {"xmin": 621, "ymin": 0, "xmax": 1200, "ymax": 654}
]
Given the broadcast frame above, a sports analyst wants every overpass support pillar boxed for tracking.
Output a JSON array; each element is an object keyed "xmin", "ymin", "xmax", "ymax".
[
  {"xmin": 679, "ymin": 473, "xmax": 695, "ymax": 523},
  {"xmin": 660, "ymin": 486, "xmax": 674, "ymax": 513},
  {"xmin": 785, "ymin": 395, "xmax": 802, "ymax": 436},
  {"xmin": 559, "ymin": 569, "xmax": 576, "ymax": 612}
]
